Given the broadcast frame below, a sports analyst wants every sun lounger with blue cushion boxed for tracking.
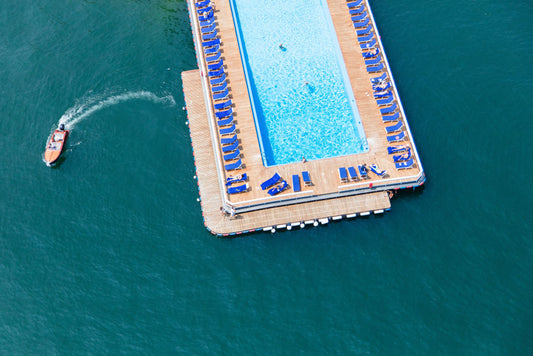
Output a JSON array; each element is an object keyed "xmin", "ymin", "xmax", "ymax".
[
  {"xmin": 338, "ymin": 167, "xmax": 348, "ymax": 183},
  {"xmin": 214, "ymin": 99, "xmax": 231, "ymax": 110},
  {"xmin": 292, "ymin": 174, "xmax": 301, "ymax": 192},
  {"xmin": 380, "ymin": 102, "xmax": 397, "ymax": 115},
  {"xmin": 219, "ymin": 122, "xmax": 235, "ymax": 136},
  {"xmin": 353, "ymin": 17, "xmax": 370, "ymax": 29},
  {"xmin": 228, "ymin": 183, "xmax": 248, "ymax": 194},
  {"xmin": 220, "ymin": 133, "xmax": 237, "ymax": 145},
  {"xmin": 210, "ymin": 73, "xmax": 226, "ymax": 86},
  {"xmin": 226, "ymin": 172, "xmax": 248, "ymax": 186},
  {"xmin": 371, "ymin": 73, "xmax": 387, "ymax": 84},
  {"xmin": 360, "ymin": 38, "xmax": 376, "ymax": 49},
  {"xmin": 385, "ymin": 120, "xmax": 403, "ymax": 134},
  {"xmin": 225, "ymin": 158, "xmax": 242, "ymax": 171},
  {"xmin": 356, "ymin": 24, "xmax": 373, "ymax": 36},
  {"xmin": 393, "ymin": 149, "xmax": 412, "ymax": 163},
  {"xmin": 365, "ymin": 55, "xmax": 382, "ymax": 66},
  {"xmin": 224, "ymin": 148, "xmax": 240, "ymax": 161},
  {"xmin": 358, "ymin": 164, "xmax": 368, "ymax": 179},
  {"xmin": 351, "ymin": 12, "xmax": 367, "ymax": 22},
  {"xmin": 216, "ymin": 107, "xmax": 232, "ymax": 119},
  {"xmin": 202, "ymin": 30, "xmax": 217, "ymax": 41},
  {"xmin": 200, "ymin": 17, "xmax": 214, "ymax": 28},
  {"xmin": 367, "ymin": 63, "xmax": 384, "ymax": 73},
  {"xmin": 358, "ymin": 32, "xmax": 374, "ymax": 43},
  {"xmin": 268, "ymin": 180, "xmax": 288, "ymax": 196},
  {"xmin": 201, "ymin": 23, "xmax": 216, "ymax": 34},
  {"xmin": 347, "ymin": 0, "xmax": 363, "ymax": 8},
  {"xmin": 382, "ymin": 111, "xmax": 400, "ymax": 123},
  {"xmin": 376, "ymin": 95, "xmax": 394, "ymax": 106},
  {"xmin": 388, "ymin": 145, "xmax": 409, "ymax": 154},
  {"xmin": 197, "ymin": 6, "xmax": 212, "ymax": 14},
  {"xmin": 196, "ymin": 0, "xmax": 210, "ymax": 8},
  {"xmin": 369, "ymin": 164, "xmax": 387, "ymax": 178},
  {"xmin": 204, "ymin": 43, "xmax": 219, "ymax": 55},
  {"xmin": 198, "ymin": 10, "xmax": 213, "ymax": 22},
  {"xmin": 217, "ymin": 115, "xmax": 233, "ymax": 127},
  {"xmin": 387, "ymin": 131, "xmax": 406, "ymax": 143},
  {"xmin": 261, "ymin": 172, "xmax": 281, "ymax": 190},
  {"xmin": 212, "ymin": 82, "xmax": 227, "ymax": 94},
  {"xmin": 395, "ymin": 158, "xmax": 414, "ymax": 170},
  {"xmin": 206, "ymin": 51, "xmax": 221, "ymax": 63},
  {"xmin": 348, "ymin": 166, "xmax": 358, "ymax": 181},
  {"xmin": 222, "ymin": 140, "xmax": 239, "ymax": 153},
  {"xmin": 212, "ymin": 88, "xmax": 229, "ymax": 101},
  {"xmin": 373, "ymin": 81, "xmax": 391, "ymax": 92},
  {"xmin": 207, "ymin": 59, "xmax": 223, "ymax": 71},
  {"xmin": 363, "ymin": 48, "xmax": 380, "ymax": 58},
  {"xmin": 202, "ymin": 38, "xmax": 220, "ymax": 48},
  {"xmin": 349, "ymin": 6, "xmax": 365, "ymax": 15},
  {"xmin": 302, "ymin": 171, "xmax": 311, "ymax": 186},
  {"xmin": 208, "ymin": 67, "xmax": 224, "ymax": 78}
]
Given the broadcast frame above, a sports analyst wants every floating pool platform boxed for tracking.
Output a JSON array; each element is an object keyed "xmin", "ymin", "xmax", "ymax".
[{"xmin": 182, "ymin": 0, "xmax": 425, "ymax": 236}]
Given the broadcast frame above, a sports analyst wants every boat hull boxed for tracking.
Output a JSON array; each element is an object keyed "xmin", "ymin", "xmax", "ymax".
[{"xmin": 44, "ymin": 129, "xmax": 69, "ymax": 166}]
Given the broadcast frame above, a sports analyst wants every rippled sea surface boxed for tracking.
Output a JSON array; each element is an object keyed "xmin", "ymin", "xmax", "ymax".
[{"xmin": 0, "ymin": 0, "xmax": 531, "ymax": 354}]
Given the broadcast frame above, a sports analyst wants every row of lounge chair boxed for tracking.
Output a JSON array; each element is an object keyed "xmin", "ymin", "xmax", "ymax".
[
  {"xmin": 338, "ymin": 163, "xmax": 386, "ymax": 183},
  {"xmin": 256, "ymin": 171, "xmax": 312, "ymax": 196}
]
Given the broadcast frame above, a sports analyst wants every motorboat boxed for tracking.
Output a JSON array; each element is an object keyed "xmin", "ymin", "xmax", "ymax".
[{"xmin": 44, "ymin": 124, "xmax": 69, "ymax": 166}]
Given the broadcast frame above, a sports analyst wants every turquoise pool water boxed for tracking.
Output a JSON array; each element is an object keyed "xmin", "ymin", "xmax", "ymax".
[{"xmin": 230, "ymin": 0, "xmax": 368, "ymax": 166}]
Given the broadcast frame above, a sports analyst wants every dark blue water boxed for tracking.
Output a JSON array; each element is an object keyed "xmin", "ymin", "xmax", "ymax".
[{"xmin": 1, "ymin": 0, "xmax": 531, "ymax": 354}]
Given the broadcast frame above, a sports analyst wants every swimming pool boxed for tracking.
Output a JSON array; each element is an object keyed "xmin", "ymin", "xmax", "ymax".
[{"xmin": 229, "ymin": 0, "xmax": 369, "ymax": 166}]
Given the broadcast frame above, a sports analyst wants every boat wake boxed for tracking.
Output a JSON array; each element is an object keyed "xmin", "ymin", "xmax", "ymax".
[{"xmin": 58, "ymin": 91, "xmax": 176, "ymax": 130}]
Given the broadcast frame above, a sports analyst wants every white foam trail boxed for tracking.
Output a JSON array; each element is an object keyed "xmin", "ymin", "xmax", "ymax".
[{"xmin": 58, "ymin": 91, "xmax": 176, "ymax": 129}]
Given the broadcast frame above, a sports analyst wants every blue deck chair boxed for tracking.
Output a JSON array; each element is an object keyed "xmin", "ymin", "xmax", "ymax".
[
  {"xmin": 367, "ymin": 63, "xmax": 384, "ymax": 73},
  {"xmin": 268, "ymin": 180, "xmax": 288, "ymax": 196},
  {"xmin": 393, "ymin": 149, "xmax": 412, "ymax": 163},
  {"xmin": 219, "ymin": 122, "xmax": 236, "ymax": 136},
  {"xmin": 382, "ymin": 111, "xmax": 400, "ymax": 123},
  {"xmin": 385, "ymin": 121, "xmax": 403, "ymax": 134},
  {"xmin": 380, "ymin": 102, "xmax": 397, "ymax": 115},
  {"xmin": 369, "ymin": 164, "xmax": 387, "ymax": 178},
  {"xmin": 387, "ymin": 131, "xmax": 406, "ymax": 143},
  {"xmin": 220, "ymin": 133, "xmax": 237, "ymax": 145},
  {"xmin": 347, "ymin": 0, "xmax": 363, "ymax": 9},
  {"xmin": 212, "ymin": 88, "xmax": 229, "ymax": 101},
  {"xmin": 198, "ymin": 10, "xmax": 213, "ymax": 22},
  {"xmin": 208, "ymin": 67, "xmax": 224, "ymax": 78},
  {"xmin": 214, "ymin": 99, "xmax": 232, "ymax": 110},
  {"xmin": 202, "ymin": 30, "xmax": 217, "ymax": 41},
  {"xmin": 348, "ymin": 166, "xmax": 358, "ymax": 181},
  {"xmin": 363, "ymin": 48, "xmax": 380, "ymax": 59},
  {"xmin": 204, "ymin": 43, "xmax": 219, "ymax": 55},
  {"xmin": 228, "ymin": 183, "xmax": 248, "ymax": 194},
  {"xmin": 196, "ymin": 0, "xmax": 210, "ymax": 8},
  {"xmin": 210, "ymin": 73, "xmax": 226, "ymax": 86},
  {"xmin": 212, "ymin": 81, "xmax": 227, "ymax": 94},
  {"xmin": 215, "ymin": 107, "xmax": 232, "ymax": 119},
  {"xmin": 217, "ymin": 115, "xmax": 233, "ymax": 127},
  {"xmin": 358, "ymin": 165, "xmax": 368, "ymax": 179},
  {"xmin": 351, "ymin": 12, "xmax": 367, "ymax": 22},
  {"xmin": 202, "ymin": 38, "xmax": 220, "ymax": 48},
  {"xmin": 302, "ymin": 171, "xmax": 311, "ymax": 186},
  {"xmin": 200, "ymin": 16, "xmax": 214, "ymax": 27},
  {"xmin": 226, "ymin": 172, "xmax": 248, "ymax": 186},
  {"xmin": 360, "ymin": 38, "xmax": 376, "ymax": 49},
  {"xmin": 353, "ymin": 17, "xmax": 370, "ymax": 29},
  {"xmin": 201, "ymin": 23, "xmax": 216, "ymax": 34},
  {"xmin": 388, "ymin": 145, "xmax": 409, "ymax": 154},
  {"xmin": 373, "ymin": 81, "xmax": 391, "ymax": 92},
  {"xmin": 261, "ymin": 172, "xmax": 281, "ymax": 190},
  {"xmin": 358, "ymin": 32, "xmax": 374, "ymax": 43},
  {"xmin": 374, "ymin": 90, "xmax": 391, "ymax": 98},
  {"xmin": 376, "ymin": 95, "xmax": 394, "ymax": 106},
  {"xmin": 208, "ymin": 60, "xmax": 224, "ymax": 71},
  {"xmin": 338, "ymin": 167, "xmax": 348, "ymax": 183},
  {"xmin": 222, "ymin": 140, "xmax": 239, "ymax": 153},
  {"xmin": 356, "ymin": 24, "xmax": 373, "ymax": 36},
  {"xmin": 395, "ymin": 158, "xmax": 414, "ymax": 170},
  {"xmin": 197, "ymin": 6, "xmax": 212, "ymax": 14},
  {"xmin": 292, "ymin": 175, "xmax": 301, "ymax": 192},
  {"xmin": 225, "ymin": 158, "xmax": 242, "ymax": 171},
  {"xmin": 224, "ymin": 148, "xmax": 240, "ymax": 161},
  {"xmin": 371, "ymin": 72, "xmax": 387, "ymax": 84},
  {"xmin": 349, "ymin": 6, "xmax": 365, "ymax": 15},
  {"xmin": 206, "ymin": 51, "xmax": 221, "ymax": 63},
  {"xmin": 365, "ymin": 54, "xmax": 382, "ymax": 66}
]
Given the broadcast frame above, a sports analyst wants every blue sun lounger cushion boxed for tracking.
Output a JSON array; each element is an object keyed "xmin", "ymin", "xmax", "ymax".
[
  {"xmin": 217, "ymin": 115, "xmax": 233, "ymax": 127},
  {"xmin": 202, "ymin": 38, "xmax": 220, "ymax": 48},
  {"xmin": 338, "ymin": 167, "xmax": 348, "ymax": 183},
  {"xmin": 347, "ymin": 0, "xmax": 363, "ymax": 9},
  {"xmin": 213, "ymin": 88, "xmax": 229, "ymax": 101},
  {"xmin": 206, "ymin": 51, "xmax": 221, "ymax": 63},
  {"xmin": 369, "ymin": 164, "xmax": 387, "ymax": 178},
  {"xmin": 393, "ymin": 149, "xmax": 412, "ymax": 163},
  {"xmin": 210, "ymin": 74, "xmax": 226, "ymax": 86},
  {"xmin": 351, "ymin": 12, "xmax": 367, "ymax": 22},
  {"xmin": 222, "ymin": 140, "xmax": 239, "ymax": 153},
  {"xmin": 353, "ymin": 17, "xmax": 370, "ymax": 29},
  {"xmin": 268, "ymin": 180, "xmax": 288, "ymax": 196},
  {"xmin": 367, "ymin": 63, "xmax": 385, "ymax": 73},
  {"xmin": 202, "ymin": 30, "xmax": 217, "ymax": 41},
  {"xmin": 215, "ymin": 107, "xmax": 232, "ymax": 119},
  {"xmin": 212, "ymin": 81, "xmax": 227, "ymax": 94},
  {"xmin": 382, "ymin": 111, "xmax": 400, "ymax": 123},
  {"xmin": 214, "ymin": 99, "xmax": 232, "ymax": 110},
  {"xmin": 201, "ymin": 23, "xmax": 216, "ymax": 34},
  {"xmin": 363, "ymin": 48, "xmax": 380, "ymax": 59},
  {"xmin": 204, "ymin": 43, "xmax": 219, "ymax": 55},
  {"xmin": 348, "ymin": 167, "xmax": 358, "ymax": 181},
  {"xmin": 220, "ymin": 133, "xmax": 237, "ymax": 145},
  {"xmin": 395, "ymin": 158, "xmax": 415, "ymax": 170},
  {"xmin": 380, "ymin": 102, "xmax": 397, "ymax": 115},
  {"xmin": 225, "ymin": 158, "xmax": 242, "ymax": 171},
  {"xmin": 292, "ymin": 174, "xmax": 301, "ymax": 192},
  {"xmin": 228, "ymin": 183, "xmax": 248, "ymax": 194},
  {"xmin": 385, "ymin": 121, "xmax": 403, "ymax": 134},
  {"xmin": 388, "ymin": 145, "xmax": 409, "ymax": 155},
  {"xmin": 302, "ymin": 171, "xmax": 311, "ymax": 186},
  {"xmin": 371, "ymin": 73, "xmax": 387, "ymax": 84},
  {"xmin": 208, "ymin": 59, "xmax": 224, "ymax": 71},
  {"xmin": 376, "ymin": 95, "xmax": 394, "ymax": 106},
  {"xmin": 356, "ymin": 24, "xmax": 373, "ymax": 36},
  {"xmin": 219, "ymin": 122, "xmax": 236, "ymax": 136},
  {"xmin": 358, "ymin": 32, "xmax": 374, "ymax": 43},
  {"xmin": 349, "ymin": 5, "xmax": 365, "ymax": 15},
  {"xmin": 365, "ymin": 55, "xmax": 382, "ymax": 66},
  {"xmin": 358, "ymin": 165, "xmax": 368, "ymax": 179},
  {"xmin": 360, "ymin": 38, "xmax": 376, "ymax": 49},
  {"xmin": 197, "ymin": 5, "xmax": 212, "ymax": 14},
  {"xmin": 387, "ymin": 131, "xmax": 406, "ymax": 143},
  {"xmin": 224, "ymin": 149, "xmax": 240, "ymax": 161},
  {"xmin": 226, "ymin": 173, "xmax": 248, "ymax": 186},
  {"xmin": 196, "ymin": 0, "xmax": 211, "ymax": 8},
  {"xmin": 199, "ymin": 9, "xmax": 213, "ymax": 22},
  {"xmin": 208, "ymin": 67, "xmax": 224, "ymax": 78},
  {"xmin": 261, "ymin": 172, "xmax": 281, "ymax": 190}
]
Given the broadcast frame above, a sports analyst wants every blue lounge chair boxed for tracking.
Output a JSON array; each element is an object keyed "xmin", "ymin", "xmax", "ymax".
[
  {"xmin": 208, "ymin": 60, "xmax": 223, "ymax": 71},
  {"xmin": 369, "ymin": 164, "xmax": 387, "ymax": 178},
  {"xmin": 292, "ymin": 174, "xmax": 301, "ymax": 192},
  {"xmin": 367, "ymin": 63, "xmax": 384, "ymax": 73},
  {"xmin": 371, "ymin": 72, "xmax": 387, "ymax": 84},
  {"xmin": 351, "ymin": 12, "xmax": 367, "ymax": 22},
  {"xmin": 382, "ymin": 111, "xmax": 400, "ymax": 123},
  {"xmin": 380, "ymin": 102, "xmax": 397, "ymax": 115},
  {"xmin": 356, "ymin": 24, "xmax": 373, "ymax": 36},
  {"xmin": 338, "ymin": 167, "xmax": 348, "ymax": 183},
  {"xmin": 268, "ymin": 180, "xmax": 288, "ymax": 196},
  {"xmin": 196, "ymin": 0, "xmax": 210, "ymax": 8},
  {"xmin": 365, "ymin": 55, "xmax": 382, "ymax": 66},
  {"xmin": 220, "ymin": 133, "xmax": 237, "ymax": 145},
  {"xmin": 395, "ymin": 158, "xmax": 414, "ymax": 170},
  {"xmin": 215, "ymin": 107, "xmax": 232, "ymax": 119},
  {"xmin": 360, "ymin": 39, "xmax": 376, "ymax": 50},
  {"xmin": 353, "ymin": 17, "xmax": 370, "ymax": 29},
  {"xmin": 358, "ymin": 164, "xmax": 368, "ymax": 179},
  {"xmin": 302, "ymin": 171, "xmax": 311, "ymax": 186},
  {"xmin": 261, "ymin": 172, "xmax": 281, "ymax": 190},
  {"xmin": 206, "ymin": 51, "xmax": 221, "ymax": 63},
  {"xmin": 217, "ymin": 115, "xmax": 233, "ymax": 127},
  {"xmin": 201, "ymin": 23, "xmax": 216, "ymax": 34},
  {"xmin": 393, "ymin": 149, "xmax": 412, "ymax": 162},
  {"xmin": 225, "ymin": 158, "xmax": 242, "ymax": 171},
  {"xmin": 212, "ymin": 81, "xmax": 228, "ymax": 93},
  {"xmin": 204, "ymin": 43, "xmax": 219, "ymax": 55},
  {"xmin": 373, "ymin": 81, "xmax": 391, "ymax": 92},
  {"xmin": 376, "ymin": 95, "xmax": 394, "ymax": 106},
  {"xmin": 224, "ymin": 148, "xmax": 240, "ymax": 161},
  {"xmin": 200, "ymin": 17, "xmax": 214, "ymax": 28},
  {"xmin": 202, "ymin": 38, "xmax": 220, "ymax": 48},
  {"xmin": 198, "ymin": 10, "xmax": 213, "ymax": 22},
  {"xmin": 208, "ymin": 67, "xmax": 224, "ymax": 78},
  {"xmin": 348, "ymin": 166, "xmax": 358, "ymax": 181},
  {"xmin": 210, "ymin": 73, "xmax": 226, "ymax": 86},
  {"xmin": 219, "ymin": 122, "xmax": 236, "ymax": 136},
  {"xmin": 388, "ymin": 145, "xmax": 409, "ymax": 154},
  {"xmin": 197, "ymin": 6, "xmax": 212, "ymax": 14},
  {"xmin": 358, "ymin": 32, "xmax": 374, "ymax": 43},
  {"xmin": 349, "ymin": 6, "xmax": 365, "ymax": 15},
  {"xmin": 212, "ymin": 88, "xmax": 229, "ymax": 101},
  {"xmin": 347, "ymin": 0, "xmax": 363, "ymax": 9},
  {"xmin": 202, "ymin": 30, "xmax": 217, "ymax": 41},
  {"xmin": 387, "ymin": 131, "xmax": 406, "ymax": 143},
  {"xmin": 222, "ymin": 140, "xmax": 239, "ymax": 153},
  {"xmin": 226, "ymin": 172, "xmax": 248, "ymax": 186},
  {"xmin": 385, "ymin": 120, "xmax": 403, "ymax": 134},
  {"xmin": 363, "ymin": 48, "xmax": 380, "ymax": 58},
  {"xmin": 228, "ymin": 183, "xmax": 248, "ymax": 194},
  {"xmin": 214, "ymin": 99, "xmax": 232, "ymax": 110}
]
